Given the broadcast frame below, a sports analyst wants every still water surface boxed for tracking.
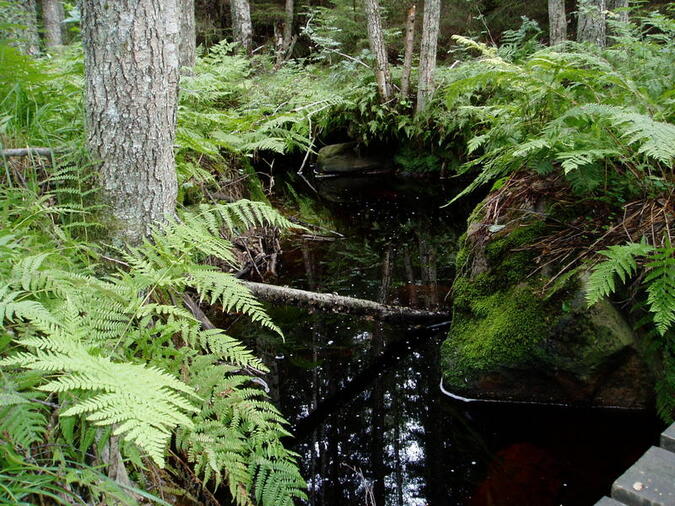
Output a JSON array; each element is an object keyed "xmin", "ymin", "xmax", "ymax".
[{"xmin": 259, "ymin": 174, "xmax": 662, "ymax": 505}]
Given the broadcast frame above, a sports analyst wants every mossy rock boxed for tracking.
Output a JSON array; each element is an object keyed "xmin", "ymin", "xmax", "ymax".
[
  {"xmin": 316, "ymin": 142, "xmax": 392, "ymax": 175},
  {"xmin": 441, "ymin": 195, "xmax": 652, "ymax": 408}
]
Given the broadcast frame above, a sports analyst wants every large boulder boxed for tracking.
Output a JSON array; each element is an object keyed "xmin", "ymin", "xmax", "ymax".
[
  {"xmin": 316, "ymin": 142, "xmax": 392, "ymax": 176},
  {"xmin": 441, "ymin": 181, "xmax": 653, "ymax": 408}
]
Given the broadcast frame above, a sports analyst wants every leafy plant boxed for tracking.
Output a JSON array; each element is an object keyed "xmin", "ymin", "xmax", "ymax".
[
  {"xmin": 587, "ymin": 239, "xmax": 675, "ymax": 337},
  {"xmin": 586, "ymin": 237, "xmax": 675, "ymax": 420}
]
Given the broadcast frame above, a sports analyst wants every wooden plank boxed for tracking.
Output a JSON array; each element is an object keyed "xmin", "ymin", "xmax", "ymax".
[
  {"xmin": 611, "ymin": 446, "xmax": 675, "ymax": 506},
  {"xmin": 595, "ymin": 497, "xmax": 625, "ymax": 506},
  {"xmin": 661, "ymin": 423, "xmax": 675, "ymax": 453}
]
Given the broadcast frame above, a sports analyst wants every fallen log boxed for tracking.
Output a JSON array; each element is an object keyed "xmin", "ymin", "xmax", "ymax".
[{"xmin": 242, "ymin": 281, "xmax": 450, "ymax": 324}]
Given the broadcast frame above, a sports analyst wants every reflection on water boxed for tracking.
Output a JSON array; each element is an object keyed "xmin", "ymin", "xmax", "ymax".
[
  {"xmin": 268, "ymin": 311, "xmax": 659, "ymax": 506},
  {"xmin": 254, "ymin": 174, "xmax": 661, "ymax": 505}
]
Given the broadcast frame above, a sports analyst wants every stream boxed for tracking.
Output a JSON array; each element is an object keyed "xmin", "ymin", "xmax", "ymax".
[{"xmin": 247, "ymin": 174, "xmax": 662, "ymax": 506}]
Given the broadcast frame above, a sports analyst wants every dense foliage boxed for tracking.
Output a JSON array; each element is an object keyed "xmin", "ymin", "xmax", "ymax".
[
  {"xmin": 1, "ymin": 41, "xmax": 305, "ymax": 505},
  {"xmin": 1, "ymin": 2, "xmax": 674, "ymax": 504}
]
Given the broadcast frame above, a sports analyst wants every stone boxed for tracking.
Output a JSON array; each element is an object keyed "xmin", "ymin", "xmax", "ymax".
[
  {"xmin": 661, "ymin": 423, "xmax": 675, "ymax": 453},
  {"xmin": 595, "ymin": 497, "xmax": 625, "ymax": 506},
  {"xmin": 611, "ymin": 446, "xmax": 675, "ymax": 505},
  {"xmin": 316, "ymin": 142, "xmax": 392, "ymax": 176},
  {"xmin": 441, "ymin": 179, "xmax": 653, "ymax": 408}
]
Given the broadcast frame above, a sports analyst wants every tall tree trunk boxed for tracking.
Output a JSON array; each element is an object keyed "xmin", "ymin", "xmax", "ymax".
[
  {"xmin": 41, "ymin": 0, "xmax": 64, "ymax": 49},
  {"xmin": 230, "ymin": 0, "xmax": 252, "ymax": 53},
  {"xmin": 416, "ymin": 0, "xmax": 440, "ymax": 114},
  {"xmin": 400, "ymin": 4, "xmax": 416, "ymax": 98},
  {"xmin": 282, "ymin": 0, "xmax": 294, "ymax": 55},
  {"xmin": 548, "ymin": 0, "xmax": 567, "ymax": 45},
  {"xmin": 179, "ymin": 0, "xmax": 196, "ymax": 70},
  {"xmin": 81, "ymin": 0, "xmax": 180, "ymax": 245},
  {"xmin": 1, "ymin": 0, "xmax": 40, "ymax": 55},
  {"xmin": 364, "ymin": 0, "xmax": 392, "ymax": 100},
  {"xmin": 577, "ymin": 0, "xmax": 606, "ymax": 46},
  {"xmin": 607, "ymin": 0, "xmax": 629, "ymax": 23}
]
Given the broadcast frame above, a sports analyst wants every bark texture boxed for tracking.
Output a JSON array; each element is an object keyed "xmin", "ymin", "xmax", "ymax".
[
  {"xmin": 81, "ymin": 0, "xmax": 180, "ymax": 245},
  {"xmin": 607, "ymin": 0, "xmax": 629, "ymax": 24},
  {"xmin": 416, "ymin": 0, "xmax": 440, "ymax": 114},
  {"xmin": 41, "ymin": 0, "xmax": 64, "ymax": 49},
  {"xmin": 230, "ymin": 0, "xmax": 253, "ymax": 53},
  {"xmin": 179, "ymin": 0, "xmax": 196, "ymax": 70},
  {"xmin": 1, "ymin": 0, "xmax": 40, "ymax": 55},
  {"xmin": 282, "ymin": 0, "xmax": 294, "ymax": 55},
  {"xmin": 243, "ymin": 281, "xmax": 450, "ymax": 324},
  {"xmin": 548, "ymin": 0, "xmax": 567, "ymax": 45},
  {"xmin": 364, "ymin": 0, "xmax": 392, "ymax": 100},
  {"xmin": 400, "ymin": 4, "xmax": 416, "ymax": 98},
  {"xmin": 577, "ymin": 0, "xmax": 606, "ymax": 46}
]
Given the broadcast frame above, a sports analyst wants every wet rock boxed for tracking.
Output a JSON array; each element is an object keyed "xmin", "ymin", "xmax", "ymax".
[
  {"xmin": 316, "ymin": 142, "xmax": 392, "ymax": 176},
  {"xmin": 441, "ymin": 181, "xmax": 653, "ymax": 408}
]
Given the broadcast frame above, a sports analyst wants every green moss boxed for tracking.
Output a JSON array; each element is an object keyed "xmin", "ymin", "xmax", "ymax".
[
  {"xmin": 484, "ymin": 221, "xmax": 548, "ymax": 283},
  {"xmin": 454, "ymin": 232, "xmax": 469, "ymax": 272},
  {"xmin": 443, "ymin": 279, "xmax": 552, "ymax": 387}
]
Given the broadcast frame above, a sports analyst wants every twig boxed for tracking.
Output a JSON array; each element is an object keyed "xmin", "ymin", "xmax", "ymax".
[{"xmin": 1, "ymin": 147, "xmax": 53, "ymax": 158}]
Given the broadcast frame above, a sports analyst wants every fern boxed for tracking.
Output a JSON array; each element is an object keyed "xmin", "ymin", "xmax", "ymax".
[
  {"xmin": 587, "ymin": 239, "xmax": 675, "ymax": 337},
  {"xmin": 0, "ymin": 186, "xmax": 306, "ymax": 502},
  {"xmin": 644, "ymin": 246, "xmax": 675, "ymax": 336},
  {"xmin": 0, "ymin": 372, "xmax": 49, "ymax": 449},
  {"xmin": 177, "ymin": 356, "xmax": 306, "ymax": 506},
  {"xmin": 586, "ymin": 241, "xmax": 654, "ymax": 304}
]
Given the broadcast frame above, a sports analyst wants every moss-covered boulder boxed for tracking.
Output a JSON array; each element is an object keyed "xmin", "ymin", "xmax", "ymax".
[{"xmin": 441, "ymin": 187, "xmax": 652, "ymax": 408}]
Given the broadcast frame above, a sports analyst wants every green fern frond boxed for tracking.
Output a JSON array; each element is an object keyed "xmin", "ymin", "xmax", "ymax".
[
  {"xmin": 0, "ymin": 373, "xmax": 49, "ymax": 449},
  {"xmin": 644, "ymin": 247, "xmax": 675, "ymax": 336},
  {"xmin": 188, "ymin": 267, "xmax": 282, "ymax": 336},
  {"xmin": 586, "ymin": 241, "xmax": 654, "ymax": 305}
]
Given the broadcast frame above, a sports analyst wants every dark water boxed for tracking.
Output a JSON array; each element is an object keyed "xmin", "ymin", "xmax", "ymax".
[{"xmin": 255, "ymin": 174, "xmax": 663, "ymax": 506}]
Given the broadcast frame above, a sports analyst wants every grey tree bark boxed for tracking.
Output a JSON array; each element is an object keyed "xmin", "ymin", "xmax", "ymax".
[
  {"xmin": 364, "ymin": 0, "xmax": 392, "ymax": 100},
  {"xmin": 81, "ymin": 0, "xmax": 180, "ymax": 245},
  {"xmin": 282, "ymin": 0, "xmax": 294, "ymax": 56},
  {"xmin": 179, "ymin": 0, "xmax": 196, "ymax": 70},
  {"xmin": 1, "ymin": 0, "xmax": 40, "ymax": 55},
  {"xmin": 400, "ymin": 4, "xmax": 416, "ymax": 98},
  {"xmin": 548, "ymin": 0, "xmax": 567, "ymax": 45},
  {"xmin": 577, "ymin": 0, "xmax": 606, "ymax": 46},
  {"xmin": 607, "ymin": 0, "xmax": 629, "ymax": 23},
  {"xmin": 230, "ymin": 0, "xmax": 252, "ymax": 53},
  {"xmin": 41, "ymin": 0, "xmax": 64, "ymax": 49},
  {"xmin": 416, "ymin": 0, "xmax": 440, "ymax": 114}
]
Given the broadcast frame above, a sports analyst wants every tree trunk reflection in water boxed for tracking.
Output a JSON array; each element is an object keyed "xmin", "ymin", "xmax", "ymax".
[{"xmin": 418, "ymin": 231, "xmax": 439, "ymax": 307}]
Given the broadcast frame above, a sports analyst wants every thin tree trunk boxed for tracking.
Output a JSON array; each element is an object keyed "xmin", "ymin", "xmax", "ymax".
[
  {"xmin": 400, "ymin": 4, "xmax": 416, "ymax": 98},
  {"xmin": 41, "ymin": 0, "xmax": 64, "ymax": 49},
  {"xmin": 607, "ymin": 0, "xmax": 629, "ymax": 23},
  {"xmin": 230, "ymin": 0, "xmax": 252, "ymax": 53},
  {"xmin": 179, "ymin": 0, "xmax": 196, "ymax": 70},
  {"xmin": 548, "ymin": 0, "xmax": 567, "ymax": 45},
  {"xmin": 2, "ymin": 0, "xmax": 40, "ymax": 55},
  {"xmin": 81, "ymin": 0, "xmax": 180, "ymax": 245},
  {"xmin": 364, "ymin": 0, "xmax": 392, "ymax": 100},
  {"xmin": 577, "ymin": 0, "xmax": 606, "ymax": 46},
  {"xmin": 282, "ymin": 0, "xmax": 294, "ymax": 55},
  {"xmin": 416, "ymin": 0, "xmax": 440, "ymax": 114}
]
